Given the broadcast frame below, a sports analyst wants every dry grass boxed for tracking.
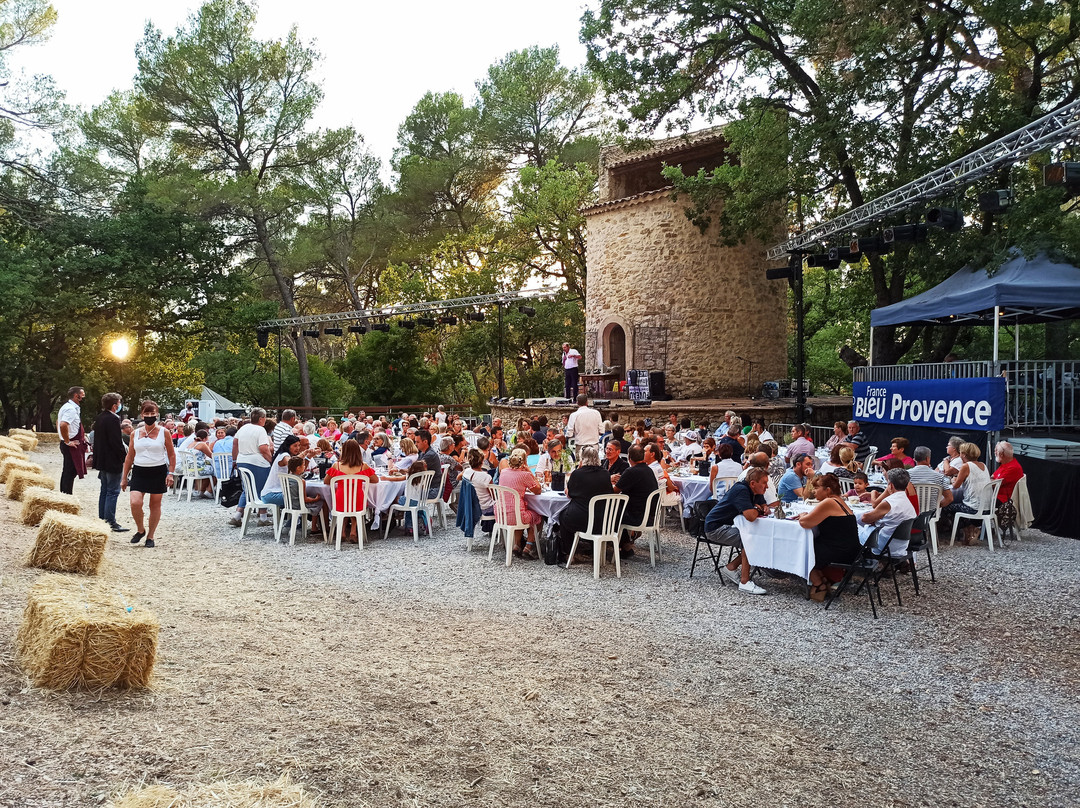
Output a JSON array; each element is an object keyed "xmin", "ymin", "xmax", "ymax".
[
  {"xmin": 109, "ymin": 773, "xmax": 318, "ymax": 808},
  {"xmin": 6, "ymin": 470, "xmax": 55, "ymax": 500},
  {"xmin": 27, "ymin": 510, "xmax": 107, "ymax": 574},
  {"xmin": 0, "ymin": 456, "xmax": 43, "ymax": 485},
  {"xmin": 20, "ymin": 489, "xmax": 81, "ymax": 526},
  {"xmin": 16, "ymin": 573, "xmax": 159, "ymax": 690}
]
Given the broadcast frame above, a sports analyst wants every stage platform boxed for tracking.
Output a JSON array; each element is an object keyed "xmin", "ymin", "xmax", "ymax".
[{"xmin": 490, "ymin": 395, "xmax": 853, "ymax": 429}]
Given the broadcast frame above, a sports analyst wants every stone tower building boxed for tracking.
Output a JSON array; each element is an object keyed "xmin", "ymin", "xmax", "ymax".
[{"xmin": 584, "ymin": 128, "xmax": 789, "ymax": 399}]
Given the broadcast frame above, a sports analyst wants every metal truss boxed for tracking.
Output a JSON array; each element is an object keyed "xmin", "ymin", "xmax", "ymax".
[
  {"xmin": 259, "ymin": 288, "xmax": 559, "ymax": 329},
  {"xmin": 767, "ymin": 98, "xmax": 1080, "ymax": 260}
]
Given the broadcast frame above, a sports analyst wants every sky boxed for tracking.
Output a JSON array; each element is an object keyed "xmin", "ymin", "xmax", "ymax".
[{"xmin": 12, "ymin": 0, "xmax": 594, "ymax": 169}]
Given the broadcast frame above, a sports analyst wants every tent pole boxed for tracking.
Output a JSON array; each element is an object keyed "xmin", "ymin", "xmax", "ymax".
[
  {"xmin": 1015, "ymin": 316, "xmax": 1019, "ymax": 362},
  {"xmin": 993, "ymin": 307, "xmax": 1000, "ymax": 375},
  {"xmin": 868, "ymin": 327, "xmax": 874, "ymax": 366}
]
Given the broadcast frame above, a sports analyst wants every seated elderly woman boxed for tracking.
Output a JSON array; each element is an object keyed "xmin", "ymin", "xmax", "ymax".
[
  {"xmin": 497, "ymin": 448, "xmax": 543, "ymax": 559},
  {"xmin": 942, "ymin": 441, "xmax": 991, "ymax": 544},
  {"xmin": 797, "ymin": 473, "xmax": 861, "ymax": 601},
  {"xmin": 859, "ymin": 468, "xmax": 917, "ymax": 558},
  {"xmin": 558, "ymin": 446, "xmax": 619, "ymax": 562}
]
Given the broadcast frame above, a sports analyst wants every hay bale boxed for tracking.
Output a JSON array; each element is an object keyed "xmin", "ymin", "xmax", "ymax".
[
  {"xmin": 0, "ymin": 457, "xmax": 42, "ymax": 484},
  {"xmin": 35, "ymin": 432, "xmax": 61, "ymax": 445},
  {"xmin": 6, "ymin": 470, "xmax": 55, "ymax": 501},
  {"xmin": 17, "ymin": 574, "xmax": 158, "ymax": 690},
  {"xmin": 9, "ymin": 434, "xmax": 37, "ymax": 451},
  {"xmin": 0, "ymin": 447, "xmax": 27, "ymax": 466},
  {"xmin": 27, "ymin": 511, "xmax": 107, "ymax": 574},
  {"xmin": 21, "ymin": 490, "xmax": 82, "ymax": 525},
  {"xmin": 109, "ymin": 774, "xmax": 318, "ymax": 807},
  {"xmin": 0, "ymin": 437, "xmax": 28, "ymax": 456}
]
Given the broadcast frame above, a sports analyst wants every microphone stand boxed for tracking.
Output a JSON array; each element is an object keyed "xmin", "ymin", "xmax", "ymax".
[{"xmin": 736, "ymin": 356, "xmax": 757, "ymax": 399}]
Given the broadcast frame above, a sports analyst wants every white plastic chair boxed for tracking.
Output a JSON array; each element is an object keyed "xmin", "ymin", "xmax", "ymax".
[
  {"xmin": 329, "ymin": 474, "xmax": 372, "ymax": 550},
  {"xmin": 383, "ymin": 469, "xmax": 435, "ymax": 543},
  {"xmin": 175, "ymin": 449, "xmax": 211, "ymax": 501},
  {"xmin": 713, "ymin": 475, "xmax": 738, "ymax": 501},
  {"xmin": 950, "ymin": 478, "xmax": 1003, "ymax": 551},
  {"xmin": 212, "ymin": 451, "xmax": 234, "ymax": 503},
  {"xmin": 620, "ymin": 488, "xmax": 663, "ymax": 566},
  {"xmin": 237, "ymin": 466, "xmax": 280, "ymax": 538},
  {"xmin": 863, "ymin": 447, "xmax": 878, "ymax": 473},
  {"xmin": 279, "ymin": 474, "xmax": 327, "ymax": 546},
  {"xmin": 426, "ymin": 464, "xmax": 452, "ymax": 529},
  {"xmin": 912, "ymin": 483, "xmax": 944, "ymax": 555},
  {"xmin": 837, "ymin": 477, "xmax": 855, "ymax": 495},
  {"xmin": 567, "ymin": 493, "xmax": 629, "ymax": 579},
  {"xmin": 487, "ymin": 483, "xmax": 530, "ymax": 567}
]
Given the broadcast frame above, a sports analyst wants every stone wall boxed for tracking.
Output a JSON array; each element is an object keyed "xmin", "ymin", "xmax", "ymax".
[{"xmin": 585, "ymin": 193, "xmax": 788, "ymax": 398}]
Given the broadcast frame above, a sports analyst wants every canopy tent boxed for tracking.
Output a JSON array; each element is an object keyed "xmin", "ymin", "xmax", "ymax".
[
  {"xmin": 200, "ymin": 386, "xmax": 246, "ymax": 414},
  {"xmin": 869, "ymin": 250, "xmax": 1080, "ymax": 365},
  {"xmin": 871, "ymin": 251, "xmax": 1080, "ymax": 328}
]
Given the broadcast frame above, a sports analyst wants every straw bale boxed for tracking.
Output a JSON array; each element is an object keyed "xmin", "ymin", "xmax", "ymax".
[
  {"xmin": 8, "ymin": 433, "xmax": 37, "ymax": 451},
  {"xmin": 0, "ymin": 447, "xmax": 27, "ymax": 465},
  {"xmin": 0, "ymin": 457, "xmax": 40, "ymax": 484},
  {"xmin": 0, "ymin": 435, "xmax": 26, "ymax": 452},
  {"xmin": 27, "ymin": 511, "xmax": 107, "ymax": 574},
  {"xmin": 109, "ymin": 774, "xmax": 318, "ymax": 808},
  {"xmin": 35, "ymin": 431, "xmax": 61, "ymax": 445},
  {"xmin": 17, "ymin": 574, "xmax": 158, "ymax": 690},
  {"xmin": 6, "ymin": 470, "xmax": 55, "ymax": 501},
  {"xmin": 20, "ymin": 490, "xmax": 82, "ymax": 525}
]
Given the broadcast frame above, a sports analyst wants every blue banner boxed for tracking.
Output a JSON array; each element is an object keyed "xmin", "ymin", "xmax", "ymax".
[{"xmin": 852, "ymin": 377, "xmax": 1007, "ymax": 431}]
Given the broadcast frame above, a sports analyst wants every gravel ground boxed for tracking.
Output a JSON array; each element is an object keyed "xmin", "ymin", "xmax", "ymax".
[{"xmin": 0, "ymin": 447, "xmax": 1077, "ymax": 807}]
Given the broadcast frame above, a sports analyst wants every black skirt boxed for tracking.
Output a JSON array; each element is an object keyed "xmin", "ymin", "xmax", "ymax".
[{"xmin": 130, "ymin": 464, "xmax": 168, "ymax": 494}]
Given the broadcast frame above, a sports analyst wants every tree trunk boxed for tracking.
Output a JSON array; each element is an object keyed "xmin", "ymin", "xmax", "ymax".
[{"xmin": 252, "ymin": 212, "xmax": 312, "ymax": 407}]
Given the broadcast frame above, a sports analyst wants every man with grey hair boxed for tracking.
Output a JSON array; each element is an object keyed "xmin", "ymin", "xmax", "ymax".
[
  {"xmin": 860, "ymin": 468, "xmax": 917, "ymax": 557},
  {"xmin": 909, "ymin": 446, "xmax": 954, "ymax": 506},
  {"xmin": 271, "ymin": 408, "xmax": 297, "ymax": 453},
  {"xmin": 841, "ymin": 419, "xmax": 873, "ymax": 465}
]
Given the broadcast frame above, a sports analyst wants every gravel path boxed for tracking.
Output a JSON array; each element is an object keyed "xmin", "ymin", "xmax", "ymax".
[{"xmin": 0, "ymin": 447, "xmax": 1077, "ymax": 807}]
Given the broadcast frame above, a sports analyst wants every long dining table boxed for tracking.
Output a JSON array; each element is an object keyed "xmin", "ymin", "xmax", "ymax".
[{"xmin": 305, "ymin": 475, "xmax": 408, "ymax": 530}]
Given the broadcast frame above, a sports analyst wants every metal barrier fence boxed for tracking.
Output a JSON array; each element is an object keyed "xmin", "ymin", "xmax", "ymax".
[
  {"xmin": 767, "ymin": 423, "xmax": 835, "ymax": 448},
  {"xmin": 852, "ymin": 360, "xmax": 1079, "ymax": 429}
]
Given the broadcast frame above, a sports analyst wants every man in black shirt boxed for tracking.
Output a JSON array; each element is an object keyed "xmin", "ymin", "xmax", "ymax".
[
  {"xmin": 615, "ymin": 446, "xmax": 659, "ymax": 555},
  {"xmin": 718, "ymin": 425, "xmax": 744, "ymax": 464},
  {"xmin": 703, "ymin": 467, "xmax": 770, "ymax": 595},
  {"xmin": 92, "ymin": 392, "xmax": 129, "ymax": 533},
  {"xmin": 415, "ymin": 429, "xmax": 442, "ymax": 500},
  {"xmin": 610, "ymin": 424, "xmax": 632, "ymax": 453},
  {"xmin": 601, "ymin": 440, "xmax": 629, "ymax": 479}
]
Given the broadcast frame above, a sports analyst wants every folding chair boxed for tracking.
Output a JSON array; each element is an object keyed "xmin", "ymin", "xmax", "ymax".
[
  {"xmin": 237, "ymin": 467, "xmax": 280, "ymax": 538},
  {"xmin": 279, "ymin": 474, "xmax": 328, "ymax": 546},
  {"xmin": 688, "ymin": 499, "xmax": 737, "ymax": 584},
  {"xmin": 329, "ymin": 474, "xmax": 371, "ymax": 550},
  {"xmin": 621, "ymin": 488, "xmax": 663, "ymax": 566},
  {"xmin": 566, "ymin": 494, "xmax": 629, "ymax": 579},
  {"xmin": 825, "ymin": 528, "xmax": 884, "ymax": 619}
]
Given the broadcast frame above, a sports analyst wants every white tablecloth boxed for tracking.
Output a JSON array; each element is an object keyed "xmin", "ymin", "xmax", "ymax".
[
  {"xmin": 672, "ymin": 474, "xmax": 712, "ymax": 516},
  {"xmin": 307, "ymin": 477, "xmax": 406, "ymax": 529},
  {"xmin": 524, "ymin": 490, "xmax": 571, "ymax": 521},
  {"xmin": 735, "ymin": 506, "xmax": 877, "ymax": 582}
]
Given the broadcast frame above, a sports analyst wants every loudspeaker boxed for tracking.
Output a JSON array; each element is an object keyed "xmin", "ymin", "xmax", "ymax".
[{"xmin": 649, "ymin": 371, "xmax": 666, "ymax": 399}]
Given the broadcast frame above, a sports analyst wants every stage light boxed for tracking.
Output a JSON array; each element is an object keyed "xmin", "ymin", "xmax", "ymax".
[
  {"xmin": 497, "ymin": 397, "xmax": 510, "ymax": 404},
  {"xmin": 348, "ymin": 325, "xmax": 367, "ymax": 334},
  {"xmin": 1043, "ymin": 162, "xmax": 1080, "ymax": 193},
  {"xmin": 593, "ymin": 399, "xmax": 612, "ymax": 407},
  {"xmin": 302, "ymin": 329, "xmax": 320, "ymax": 338},
  {"xmin": 765, "ymin": 266, "xmax": 795, "ymax": 280},
  {"xmin": 439, "ymin": 315, "xmax": 458, "ymax": 325},
  {"xmin": 633, "ymin": 399, "xmax": 652, "ymax": 407},
  {"xmin": 323, "ymin": 327, "xmax": 343, "ymax": 337},
  {"xmin": 256, "ymin": 329, "xmax": 270, "ymax": 349},
  {"xmin": 399, "ymin": 319, "xmax": 415, "ymax": 329},
  {"xmin": 464, "ymin": 312, "xmax": 485, "ymax": 322},
  {"xmin": 978, "ymin": 189, "xmax": 1015, "ymax": 213},
  {"xmin": 851, "ymin": 236, "xmax": 891, "ymax": 255},
  {"xmin": 827, "ymin": 246, "xmax": 857, "ymax": 263},
  {"xmin": 417, "ymin": 317, "xmax": 436, "ymax": 327},
  {"xmin": 518, "ymin": 306, "xmax": 536, "ymax": 317},
  {"xmin": 805, "ymin": 253, "xmax": 841, "ymax": 269},
  {"xmin": 371, "ymin": 323, "xmax": 390, "ymax": 332},
  {"xmin": 883, "ymin": 223, "xmax": 928, "ymax": 244},
  {"xmin": 511, "ymin": 398, "xmax": 526, "ymax": 406},
  {"xmin": 528, "ymin": 398, "xmax": 546, "ymax": 405},
  {"xmin": 927, "ymin": 207, "xmax": 963, "ymax": 231}
]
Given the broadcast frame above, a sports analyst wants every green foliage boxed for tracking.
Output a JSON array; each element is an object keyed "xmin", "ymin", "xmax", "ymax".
[{"xmin": 337, "ymin": 330, "xmax": 441, "ymax": 406}]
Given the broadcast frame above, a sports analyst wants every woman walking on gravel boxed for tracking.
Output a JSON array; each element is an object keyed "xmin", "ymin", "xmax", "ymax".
[{"xmin": 121, "ymin": 399, "xmax": 176, "ymax": 548}]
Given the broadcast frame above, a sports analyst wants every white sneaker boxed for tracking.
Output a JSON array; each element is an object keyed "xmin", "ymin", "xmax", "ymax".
[
  {"xmin": 723, "ymin": 567, "xmax": 741, "ymax": 585},
  {"xmin": 739, "ymin": 580, "xmax": 767, "ymax": 595}
]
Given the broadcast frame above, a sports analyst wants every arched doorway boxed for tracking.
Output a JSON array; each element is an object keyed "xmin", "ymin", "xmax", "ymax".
[{"xmin": 605, "ymin": 323, "xmax": 626, "ymax": 372}]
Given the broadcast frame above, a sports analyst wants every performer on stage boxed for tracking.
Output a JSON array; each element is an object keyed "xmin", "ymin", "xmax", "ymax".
[{"xmin": 562, "ymin": 342, "xmax": 582, "ymax": 399}]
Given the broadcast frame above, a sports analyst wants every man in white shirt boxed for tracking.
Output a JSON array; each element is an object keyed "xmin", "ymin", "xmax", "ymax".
[
  {"xmin": 672, "ymin": 431, "xmax": 703, "ymax": 462},
  {"xmin": 562, "ymin": 342, "xmax": 582, "ymax": 399},
  {"xmin": 565, "ymin": 394, "xmax": 602, "ymax": 455},
  {"xmin": 434, "ymin": 405, "xmax": 448, "ymax": 427},
  {"xmin": 57, "ymin": 385, "xmax": 86, "ymax": 494}
]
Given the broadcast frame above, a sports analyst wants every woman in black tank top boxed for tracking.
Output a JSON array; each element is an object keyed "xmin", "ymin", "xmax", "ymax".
[{"xmin": 797, "ymin": 473, "xmax": 861, "ymax": 601}]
